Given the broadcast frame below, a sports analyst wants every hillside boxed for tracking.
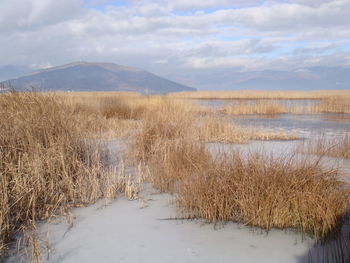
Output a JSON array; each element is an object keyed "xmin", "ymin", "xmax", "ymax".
[{"xmin": 3, "ymin": 62, "xmax": 195, "ymax": 94}]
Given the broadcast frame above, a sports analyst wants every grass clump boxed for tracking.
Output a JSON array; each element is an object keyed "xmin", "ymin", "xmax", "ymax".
[
  {"xmin": 222, "ymin": 100, "xmax": 288, "ymax": 115},
  {"xmin": 195, "ymin": 116, "xmax": 296, "ymax": 143},
  {"xmin": 100, "ymin": 97, "xmax": 146, "ymax": 120},
  {"xmin": 170, "ymin": 90, "xmax": 350, "ymax": 100},
  {"xmin": 128, "ymin": 97, "xmax": 348, "ymax": 238},
  {"xmin": 299, "ymin": 134, "xmax": 350, "ymax": 159},
  {"xmin": 176, "ymin": 152, "xmax": 349, "ymax": 238},
  {"xmin": 313, "ymin": 97, "xmax": 350, "ymax": 114},
  {"xmin": 0, "ymin": 92, "xmax": 118, "ymax": 260}
]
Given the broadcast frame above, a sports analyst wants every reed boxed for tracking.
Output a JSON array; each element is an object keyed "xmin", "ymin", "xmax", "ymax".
[
  {"xmin": 134, "ymin": 123, "xmax": 349, "ymax": 238},
  {"xmin": 312, "ymin": 96, "xmax": 350, "ymax": 114},
  {"xmin": 195, "ymin": 116, "xmax": 297, "ymax": 143},
  {"xmin": 299, "ymin": 134, "xmax": 350, "ymax": 159},
  {"xmin": 0, "ymin": 92, "xmax": 122, "ymax": 260},
  {"xmin": 221, "ymin": 100, "xmax": 288, "ymax": 115},
  {"xmin": 130, "ymin": 99, "xmax": 297, "ymax": 163},
  {"xmin": 170, "ymin": 90, "xmax": 350, "ymax": 100},
  {"xmin": 175, "ymin": 151, "xmax": 349, "ymax": 238},
  {"xmin": 126, "ymin": 96, "xmax": 348, "ymax": 238}
]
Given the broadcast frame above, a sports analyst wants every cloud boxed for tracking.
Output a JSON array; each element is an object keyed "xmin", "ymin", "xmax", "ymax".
[
  {"xmin": 0, "ymin": 0, "xmax": 84, "ymax": 34},
  {"xmin": 0, "ymin": 0, "xmax": 349, "ymax": 90}
]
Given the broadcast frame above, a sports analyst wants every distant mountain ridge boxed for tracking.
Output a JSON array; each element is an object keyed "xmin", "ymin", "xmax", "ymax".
[
  {"xmin": 165, "ymin": 66, "xmax": 350, "ymax": 91},
  {"xmin": 2, "ymin": 62, "xmax": 195, "ymax": 94},
  {"xmin": 1, "ymin": 63, "xmax": 349, "ymax": 91}
]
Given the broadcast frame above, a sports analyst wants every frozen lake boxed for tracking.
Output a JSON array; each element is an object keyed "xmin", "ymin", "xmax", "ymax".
[
  {"xmin": 5, "ymin": 186, "xmax": 318, "ymax": 263},
  {"xmin": 5, "ymin": 100, "xmax": 350, "ymax": 263}
]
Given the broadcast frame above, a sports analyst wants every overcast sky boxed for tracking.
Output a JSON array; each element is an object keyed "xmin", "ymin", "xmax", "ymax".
[{"xmin": 1, "ymin": 0, "xmax": 350, "ymax": 85}]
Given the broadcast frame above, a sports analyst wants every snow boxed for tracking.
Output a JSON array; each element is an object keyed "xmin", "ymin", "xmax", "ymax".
[{"xmin": 6, "ymin": 186, "xmax": 315, "ymax": 263}]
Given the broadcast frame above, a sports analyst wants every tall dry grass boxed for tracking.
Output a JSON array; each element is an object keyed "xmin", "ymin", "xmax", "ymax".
[
  {"xmin": 195, "ymin": 116, "xmax": 296, "ymax": 143},
  {"xmin": 312, "ymin": 96, "xmax": 350, "ymax": 114},
  {"xmin": 221, "ymin": 100, "xmax": 288, "ymax": 115},
  {"xmin": 0, "ymin": 92, "xmax": 124, "ymax": 261},
  {"xmin": 170, "ymin": 90, "xmax": 350, "ymax": 100},
  {"xmin": 134, "ymin": 133, "xmax": 349, "ymax": 238},
  {"xmin": 128, "ymin": 98, "xmax": 349, "ymax": 238},
  {"xmin": 176, "ymin": 152, "xmax": 349, "ymax": 238},
  {"xmin": 130, "ymin": 99, "xmax": 297, "ymax": 163},
  {"xmin": 298, "ymin": 134, "xmax": 350, "ymax": 159},
  {"xmin": 131, "ymin": 124, "xmax": 349, "ymax": 238}
]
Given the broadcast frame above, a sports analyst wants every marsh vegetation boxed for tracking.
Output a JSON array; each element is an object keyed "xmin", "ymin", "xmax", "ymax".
[{"xmin": 1, "ymin": 88, "xmax": 350, "ymax": 262}]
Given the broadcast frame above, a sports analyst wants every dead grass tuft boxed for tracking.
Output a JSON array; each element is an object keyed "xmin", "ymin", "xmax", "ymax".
[
  {"xmin": 0, "ymin": 92, "xmax": 122, "ymax": 260},
  {"xmin": 312, "ymin": 96, "xmax": 350, "ymax": 114},
  {"xmin": 299, "ymin": 134, "xmax": 350, "ymax": 159},
  {"xmin": 222, "ymin": 100, "xmax": 288, "ymax": 115},
  {"xmin": 175, "ymin": 152, "xmax": 349, "ymax": 238}
]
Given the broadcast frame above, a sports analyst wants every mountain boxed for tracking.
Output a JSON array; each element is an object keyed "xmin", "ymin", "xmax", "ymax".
[
  {"xmin": 0, "ymin": 65, "xmax": 34, "ymax": 81},
  {"xmin": 163, "ymin": 66, "xmax": 350, "ymax": 90},
  {"xmin": 230, "ymin": 67, "xmax": 350, "ymax": 90},
  {"xmin": 2, "ymin": 63, "xmax": 349, "ymax": 92},
  {"xmin": 2, "ymin": 62, "xmax": 195, "ymax": 94}
]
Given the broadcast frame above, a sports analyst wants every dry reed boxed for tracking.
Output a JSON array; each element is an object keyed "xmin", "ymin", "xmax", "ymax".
[
  {"xmin": 312, "ymin": 97, "xmax": 350, "ymax": 114},
  {"xmin": 170, "ymin": 90, "xmax": 350, "ymax": 100},
  {"xmin": 0, "ymin": 92, "xmax": 123, "ymax": 260},
  {"xmin": 221, "ymin": 100, "xmax": 288, "ymax": 115},
  {"xmin": 132, "ymin": 124, "xmax": 349, "ymax": 238},
  {"xmin": 195, "ymin": 116, "xmax": 297, "ymax": 143},
  {"xmin": 176, "ymin": 151, "xmax": 349, "ymax": 238},
  {"xmin": 298, "ymin": 134, "xmax": 350, "ymax": 159},
  {"xmin": 127, "ymin": 97, "xmax": 348, "ymax": 238}
]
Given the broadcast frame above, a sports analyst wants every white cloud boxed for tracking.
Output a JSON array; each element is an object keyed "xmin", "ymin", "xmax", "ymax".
[
  {"xmin": 0, "ymin": 0, "xmax": 84, "ymax": 34},
  {"xmin": 0, "ymin": 0, "xmax": 349, "ymax": 87}
]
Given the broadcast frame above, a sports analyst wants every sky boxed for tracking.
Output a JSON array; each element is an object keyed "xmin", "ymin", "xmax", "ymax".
[{"xmin": 1, "ymin": 0, "xmax": 350, "ymax": 87}]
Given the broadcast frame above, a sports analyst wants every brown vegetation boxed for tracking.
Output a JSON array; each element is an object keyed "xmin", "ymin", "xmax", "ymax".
[
  {"xmin": 130, "ymin": 126, "xmax": 349, "ymax": 238},
  {"xmin": 170, "ymin": 90, "xmax": 350, "ymax": 100},
  {"xmin": 0, "ymin": 92, "xmax": 125, "ymax": 260},
  {"xmin": 221, "ymin": 100, "xmax": 288, "ymax": 115},
  {"xmin": 177, "ymin": 152, "xmax": 348, "ymax": 238},
  {"xmin": 2, "ymin": 89, "xmax": 350, "ymax": 262},
  {"xmin": 128, "ymin": 98, "xmax": 348, "ymax": 238},
  {"xmin": 299, "ymin": 134, "xmax": 350, "ymax": 159},
  {"xmin": 312, "ymin": 96, "xmax": 350, "ymax": 114}
]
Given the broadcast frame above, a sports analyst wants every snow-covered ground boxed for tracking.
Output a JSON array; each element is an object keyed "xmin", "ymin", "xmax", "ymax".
[
  {"xmin": 5, "ymin": 108, "xmax": 350, "ymax": 263},
  {"xmin": 6, "ymin": 185, "xmax": 316, "ymax": 263}
]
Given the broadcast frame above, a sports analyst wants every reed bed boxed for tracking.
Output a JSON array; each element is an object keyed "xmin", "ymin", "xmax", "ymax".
[
  {"xmin": 3, "ymin": 89, "xmax": 348, "ymax": 261},
  {"xmin": 312, "ymin": 96, "xmax": 350, "ymax": 114},
  {"xmin": 176, "ymin": 151, "xmax": 349, "ymax": 238},
  {"xmin": 299, "ymin": 134, "xmax": 350, "ymax": 159},
  {"xmin": 128, "ymin": 98, "xmax": 349, "ymax": 239},
  {"xmin": 133, "ymin": 132, "xmax": 349, "ymax": 239},
  {"xmin": 125, "ymin": 93, "xmax": 350, "ymax": 240},
  {"xmin": 221, "ymin": 100, "xmax": 288, "ymax": 115},
  {"xmin": 170, "ymin": 90, "xmax": 350, "ymax": 100},
  {"xmin": 0, "ymin": 92, "xmax": 125, "ymax": 260},
  {"xmin": 196, "ymin": 116, "xmax": 296, "ymax": 143},
  {"xmin": 130, "ymin": 100, "xmax": 297, "ymax": 162}
]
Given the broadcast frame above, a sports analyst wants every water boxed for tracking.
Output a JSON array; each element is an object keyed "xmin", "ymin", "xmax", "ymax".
[
  {"xmin": 193, "ymin": 99, "xmax": 320, "ymax": 109},
  {"xmin": 232, "ymin": 114, "xmax": 350, "ymax": 138},
  {"xmin": 195, "ymin": 99, "xmax": 350, "ymax": 138}
]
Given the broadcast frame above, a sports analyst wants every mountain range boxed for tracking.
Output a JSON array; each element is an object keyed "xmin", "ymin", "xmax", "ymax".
[
  {"xmin": 162, "ymin": 66, "xmax": 350, "ymax": 91},
  {"xmin": 0, "ymin": 62, "xmax": 195, "ymax": 94},
  {"xmin": 1, "ymin": 62, "xmax": 349, "ymax": 92}
]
